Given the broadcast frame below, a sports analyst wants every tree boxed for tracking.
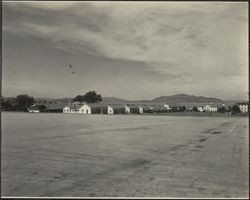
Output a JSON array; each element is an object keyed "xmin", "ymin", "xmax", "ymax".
[
  {"xmin": 2, "ymin": 96, "xmax": 11, "ymax": 111},
  {"xmin": 37, "ymin": 105, "xmax": 47, "ymax": 112},
  {"xmin": 16, "ymin": 94, "xmax": 35, "ymax": 111},
  {"xmin": 218, "ymin": 106, "xmax": 226, "ymax": 113},
  {"xmin": 179, "ymin": 106, "xmax": 186, "ymax": 112},
  {"xmin": 2, "ymin": 97, "xmax": 18, "ymax": 111},
  {"xmin": 231, "ymin": 104, "xmax": 241, "ymax": 114},
  {"xmin": 73, "ymin": 91, "xmax": 102, "ymax": 103},
  {"xmin": 73, "ymin": 95, "xmax": 84, "ymax": 102},
  {"xmin": 192, "ymin": 106, "xmax": 198, "ymax": 112}
]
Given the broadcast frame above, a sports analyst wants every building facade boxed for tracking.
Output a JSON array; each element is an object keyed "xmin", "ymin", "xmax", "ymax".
[
  {"xmin": 139, "ymin": 105, "xmax": 153, "ymax": 114},
  {"xmin": 237, "ymin": 103, "xmax": 248, "ymax": 113},
  {"xmin": 108, "ymin": 105, "xmax": 126, "ymax": 114},
  {"xmin": 198, "ymin": 104, "xmax": 218, "ymax": 112},
  {"xmin": 163, "ymin": 104, "xmax": 170, "ymax": 110},
  {"xmin": 125, "ymin": 105, "xmax": 140, "ymax": 114},
  {"xmin": 63, "ymin": 104, "xmax": 85, "ymax": 113}
]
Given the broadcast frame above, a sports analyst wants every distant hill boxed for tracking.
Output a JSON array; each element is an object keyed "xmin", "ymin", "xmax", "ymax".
[
  {"xmin": 152, "ymin": 94, "xmax": 223, "ymax": 103},
  {"xmin": 102, "ymin": 97, "xmax": 129, "ymax": 103},
  {"xmin": 35, "ymin": 98, "xmax": 71, "ymax": 103},
  {"xmin": 34, "ymin": 94, "xmax": 238, "ymax": 107}
]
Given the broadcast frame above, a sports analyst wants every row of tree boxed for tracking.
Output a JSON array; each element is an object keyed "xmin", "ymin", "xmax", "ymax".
[
  {"xmin": 1, "ymin": 92, "xmax": 243, "ymax": 114},
  {"xmin": 2, "ymin": 95, "xmax": 35, "ymax": 111},
  {"xmin": 1, "ymin": 91, "xmax": 103, "ymax": 112},
  {"xmin": 73, "ymin": 91, "xmax": 102, "ymax": 103}
]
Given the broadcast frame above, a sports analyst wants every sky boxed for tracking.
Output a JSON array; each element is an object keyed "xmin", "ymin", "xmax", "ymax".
[{"xmin": 2, "ymin": 1, "xmax": 248, "ymax": 101}]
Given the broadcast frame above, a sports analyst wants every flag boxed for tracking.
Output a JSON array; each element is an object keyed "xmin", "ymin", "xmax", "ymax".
[{"xmin": 69, "ymin": 64, "xmax": 75, "ymax": 74}]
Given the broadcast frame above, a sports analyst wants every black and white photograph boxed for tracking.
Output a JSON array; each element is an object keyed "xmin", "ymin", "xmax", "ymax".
[{"xmin": 1, "ymin": 1, "xmax": 249, "ymax": 198}]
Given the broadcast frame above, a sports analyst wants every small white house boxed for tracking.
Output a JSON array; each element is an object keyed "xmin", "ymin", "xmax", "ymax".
[
  {"xmin": 63, "ymin": 106, "xmax": 70, "ymax": 113},
  {"xmin": 237, "ymin": 102, "xmax": 248, "ymax": 113},
  {"xmin": 79, "ymin": 104, "xmax": 91, "ymax": 114}
]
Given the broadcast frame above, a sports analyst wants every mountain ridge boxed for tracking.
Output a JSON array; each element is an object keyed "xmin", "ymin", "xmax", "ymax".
[
  {"xmin": 151, "ymin": 94, "xmax": 223, "ymax": 103},
  {"xmin": 34, "ymin": 94, "xmax": 240, "ymax": 105}
]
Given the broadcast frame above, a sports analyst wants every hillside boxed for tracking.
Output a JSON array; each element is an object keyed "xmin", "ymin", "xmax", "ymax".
[
  {"xmin": 152, "ymin": 94, "xmax": 223, "ymax": 103},
  {"xmin": 34, "ymin": 94, "xmax": 238, "ymax": 107},
  {"xmin": 102, "ymin": 97, "xmax": 129, "ymax": 102}
]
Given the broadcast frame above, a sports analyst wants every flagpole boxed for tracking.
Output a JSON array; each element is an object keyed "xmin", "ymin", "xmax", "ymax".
[
  {"xmin": 69, "ymin": 68, "xmax": 71, "ymax": 111},
  {"xmin": 68, "ymin": 64, "xmax": 75, "ymax": 111}
]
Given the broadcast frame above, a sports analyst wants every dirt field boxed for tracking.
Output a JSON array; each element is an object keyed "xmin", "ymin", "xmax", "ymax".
[{"xmin": 1, "ymin": 112, "xmax": 249, "ymax": 198}]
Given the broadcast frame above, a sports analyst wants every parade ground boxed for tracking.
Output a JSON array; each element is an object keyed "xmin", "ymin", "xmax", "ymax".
[{"xmin": 1, "ymin": 112, "xmax": 249, "ymax": 198}]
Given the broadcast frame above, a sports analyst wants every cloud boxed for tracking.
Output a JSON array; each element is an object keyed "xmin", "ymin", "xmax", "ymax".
[{"xmin": 2, "ymin": 2, "xmax": 248, "ymax": 95}]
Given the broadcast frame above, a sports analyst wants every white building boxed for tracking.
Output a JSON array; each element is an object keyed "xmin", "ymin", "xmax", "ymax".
[
  {"xmin": 63, "ymin": 103, "xmax": 108, "ymax": 114},
  {"xmin": 237, "ymin": 102, "xmax": 248, "ymax": 113},
  {"xmin": 28, "ymin": 105, "xmax": 40, "ymax": 113},
  {"xmin": 63, "ymin": 104, "xmax": 85, "ymax": 113},
  {"xmin": 108, "ymin": 105, "xmax": 125, "ymax": 114},
  {"xmin": 80, "ymin": 103, "xmax": 108, "ymax": 114},
  {"xmin": 198, "ymin": 106, "xmax": 204, "ymax": 112},
  {"xmin": 63, "ymin": 106, "xmax": 70, "ymax": 113},
  {"xmin": 199, "ymin": 104, "xmax": 218, "ymax": 112},
  {"xmin": 152, "ymin": 105, "xmax": 164, "ymax": 113},
  {"xmin": 79, "ymin": 104, "xmax": 91, "ymax": 114},
  {"xmin": 197, "ymin": 104, "xmax": 218, "ymax": 112},
  {"xmin": 125, "ymin": 105, "xmax": 140, "ymax": 114},
  {"xmin": 163, "ymin": 104, "xmax": 170, "ymax": 110},
  {"xmin": 210, "ymin": 106, "xmax": 218, "ymax": 112},
  {"xmin": 139, "ymin": 105, "xmax": 153, "ymax": 114}
]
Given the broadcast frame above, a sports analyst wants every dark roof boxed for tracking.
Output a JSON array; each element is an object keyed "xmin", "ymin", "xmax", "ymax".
[
  {"xmin": 139, "ymin": 105, "xmax": 152, "ymax": 108},
  {"xmin": 72, "ymin": 101, "xmax": 87, "ymax": 105},
  {"xmin": 125, "ymin": 105, "xmax": 139, "ymax": 109},
  {"xmin": 87, "ymin": 103, "xmax": 108, "ymax": 108},
  {"xmin": 237, "ymin": 102, "xmax": 249, "ymax": 105},
  {"xmin": 108, "ymin": 105, "xmax": 125, "ymax": 109},
  {"xmin": 68, "ymin": 104, "xmax": 84, "ymax": 109},
  {"xmin": 36, "ymin": 102, "xmax": 69, "ymax": 110},
  {"xmin": 29, "ymin": 105, "xmax": 40, "ymax": 110}
]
